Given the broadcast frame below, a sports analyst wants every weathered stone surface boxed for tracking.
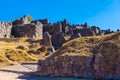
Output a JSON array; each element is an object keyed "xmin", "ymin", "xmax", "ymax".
[
  {"xmin": 0, "ymin": 22, "xmax": 12, "ymax": 38},
  {"xmin": 43, "ymin": 22, "xmax": 63, "ymax": 35},
  {"xmin": 83, "ymin": 22, "xmax": 90, "ymax": 29},
  {"xmin": 37, "ymin": 19, "xmax": 49, "ymax": 26},
  {"xmin": 73, "ymin": 28, "xmax": 95, "ymax": 36},
  {"xmin": 47, "ymin": 46, "xmax": 55, "ymax": 53},
  {"xmin": 36, "ymin": 55, "xmax": 120, "ymax": 79},
  {"xmin": 11, "ymin": 23, "xmax": 43, "ymax": 38},
  {"xmin": 12, "ymin": 15, "xmax": 30, "ymax": 26},
  {"xmin": 70, "ymin": 33, "xmax": 81, "ymax": 39},
  {"xmin": 32, "ymin": 19, "xmax": 49, "ymax": 27},
  {"xmin": 43, "ymin": 32, "xmax": 52, "ymax": 46},
  {"xmin": 51, "ymin": 32, "xmax": 65, "ymax": 50},
  {"xmin": 0, "ymin": 16, "xmax": 115, "ymax": 39},
  {"xmin": 91, "ymin": 26, "xmax": 100, "ymax": 35}
]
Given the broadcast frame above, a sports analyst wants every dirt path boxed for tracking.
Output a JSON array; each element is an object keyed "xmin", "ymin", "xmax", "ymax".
[
  {"xmin": 0, "ymin": 71, "xmax": 22, "ymax": 80},
  {"xmin": 0, "ymin": 62, "xmax": 38, "ymax": 80},
  {"xmin": 0, "ymin": 62, "xmax": 82, "ymax": 80}
]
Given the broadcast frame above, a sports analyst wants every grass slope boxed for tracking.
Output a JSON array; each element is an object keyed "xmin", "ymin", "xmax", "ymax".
[
  {"xmin": 47, "ymin": 32, "xmax": 120, "ymax": 64},
  {"xmin": 0, "ymin": 38, "xmax": 43, "ymax": 67}
]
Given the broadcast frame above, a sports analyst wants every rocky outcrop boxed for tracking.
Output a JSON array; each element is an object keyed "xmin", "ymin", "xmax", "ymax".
[
  {"xmin": 36, "ymin": 54, "xmax": 120, "ymax": 79},
  {"xmin": 0, "ymin": 22, "xmax": 12, "ymax": 38}
]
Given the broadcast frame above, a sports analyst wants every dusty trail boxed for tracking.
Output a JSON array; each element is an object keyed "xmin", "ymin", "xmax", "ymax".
[{"xmin": 0, "ymin": 62, "xmax": 38, "ymax": 80}]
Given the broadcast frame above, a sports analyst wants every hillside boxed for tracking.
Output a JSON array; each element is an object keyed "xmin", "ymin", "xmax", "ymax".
[
  {"xmin": 0, "ymin": 38, "xmax": 46, "ymax": 67},
  {"xmin": 47, "ymin": 32, "xmax": 120, "ymax": 64},
  {"xmin": 1, "ymin": 32, "xmax": 120, "ymax": 67}
]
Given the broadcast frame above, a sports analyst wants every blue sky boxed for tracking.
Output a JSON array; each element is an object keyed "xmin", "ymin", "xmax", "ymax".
[{"xmin": 0, "ymin": 0, "xmax": 120, "ymax": 31}]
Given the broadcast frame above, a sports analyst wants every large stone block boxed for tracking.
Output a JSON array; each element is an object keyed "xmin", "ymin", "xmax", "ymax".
[
  {"xmin": 43, "ymin": 32, "xmax": 52, "ymax": 46},
  {"xmin": 0, "ymin": 22, "xmax": 12, "ymax": 38},
  {"xmin": 11, "ymin": 23, "xmax": 43, "ymax": 38}
]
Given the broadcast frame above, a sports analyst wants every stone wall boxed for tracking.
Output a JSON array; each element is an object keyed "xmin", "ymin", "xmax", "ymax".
[
  {"xmin": 51, "ymin": 32, "xmax": 65, "ymax": 50},
  {"xmin": 11, "ymin": 22, "xmax": 43, "ymax": 38},
  {"xmin": 43, "ymin": 22, "xmax": 62, "ymax": 35},
  {"xmin": 0, "ymin": 16, "xmax": 115, "ymax": 39},
  {"xmin": 0, "ymin": 22, "xmax": 12, "ymax": 38},
  {"xmin": 12, "ymin": 15, "xmax": 30, "ymax": 26},
  {"xmin": 36, "ymin": 55, "xmax": 120, "ymax": 79}
]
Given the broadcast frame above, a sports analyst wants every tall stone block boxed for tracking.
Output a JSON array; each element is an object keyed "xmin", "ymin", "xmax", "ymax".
[
  {"xmin": 43, "ymin": 32, "xmax": 52, "ymax": 47},
  {"xmin": 51, "ymin": 32, "xmax": 65, "ymax": 50},
  {"xmin": 0, "ymin": 22, "xmax": 12, "ymax": 38}
]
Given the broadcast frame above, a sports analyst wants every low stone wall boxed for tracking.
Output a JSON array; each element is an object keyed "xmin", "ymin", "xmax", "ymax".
[{"xmin": 36, "ymin": 55, "xmax": 120, "ymax": 79}]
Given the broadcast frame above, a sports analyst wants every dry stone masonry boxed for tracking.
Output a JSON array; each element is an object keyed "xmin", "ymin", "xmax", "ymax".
[
  {"xmin": 0, "ymin": 15, "xmax": 114, "ymax": 39},
  {"xmin": 0, "ymin": 15, "xmax": 116, "ymax": 51},
  {"xmin": 36, "ymin": 55, "xmax": 120, "ymax": 79},
  {"xmin": 12, "ymin": 15, "xmax": 30, "ymax": 26},
  {"xmin": 11, "ymin": 22, "xmax": 43, "ymax": 38},
  {"xmin": 0, "ymin": 22, "xmax": 12, "ymax": 38}
]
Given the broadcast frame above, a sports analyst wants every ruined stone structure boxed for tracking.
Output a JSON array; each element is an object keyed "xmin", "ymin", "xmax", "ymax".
[
  {"xmin": 36, "ymin": 55, "xmax": 120, "ymax": 79},
  {"xmin": 43, "ymin": 31, "xmax": 65, "ymax": 50},
  {"xmin": 73, "ymin": 28, "xmax": 95, "ymax": 36},
  {"xmin": 32, "ymin": 19, "xmax": 49, "ymax": 26},
  {"xmin": 12, "ymin": 15, "xmax": 30, "ymax": 26},
  {"xmin": 91, "ymin": 26, "xmax": 100, "ymax": 35},
  {"xmin": 0, "ymin": 15, "xmax": 115, "ymax": 39},
  {"xmin": 11, "ymin": 22, "xmax": 43, "ymax": 38},
  {"xmin": 0, "ymin": 22, "xmax": 12, "ymax": 38},
  {"xmin": 70, "ymin": 33, "xmax": 81, "ymax": 40},
  {"xmin": 43, "ymin": 32, "xmax": 52, "ymax": 47},
  {"xmin": 11, "ymin": 16, "xmax": 43, "ymax": 38},
  {"xmin": 43, "ymin": 22, "xmax": 62, "ymax": 35},
  {"xmin": 51, "ymin": 32, "xmax": 65, "ymax": 50}
]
